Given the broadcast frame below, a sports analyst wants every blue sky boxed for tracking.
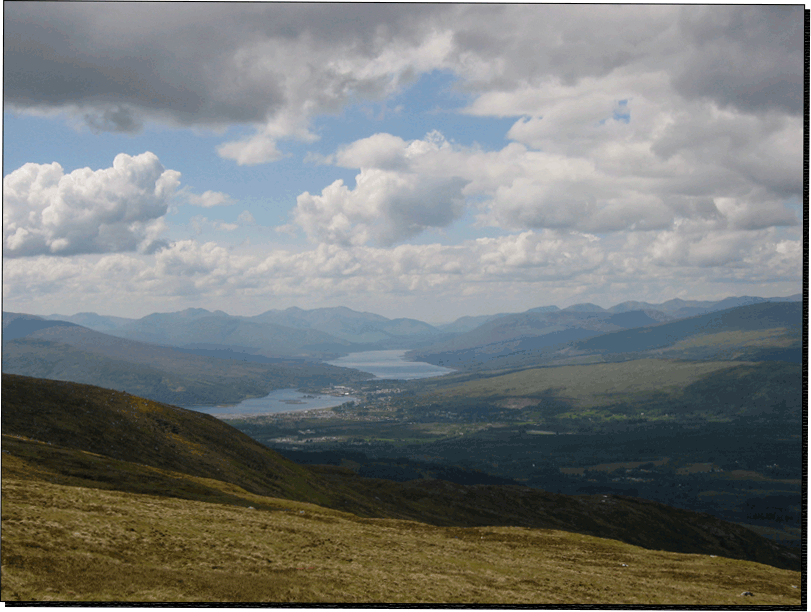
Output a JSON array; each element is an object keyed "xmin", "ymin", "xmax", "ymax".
[{"xmin": 3, "ymin": 4, "xmax": 804, "ymax": 321}]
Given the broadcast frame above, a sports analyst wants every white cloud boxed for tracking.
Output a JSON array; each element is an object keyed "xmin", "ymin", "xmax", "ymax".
[
  {"xmin": 3, "ymin": 152, "xmax": 180, "ymax": 257},
  {"xmin": 333, "ymin": 133, "xmax": 411, "ymax": 170},
  {"xmin": 292, "ymin": 98, "xmax": 801, "ymax": 247},
  {"xmin": 186, "ymin": 190, "xmax": 234, "ymax": 208},
  {"xmin": 217, "ymin": 134, "xmax": 286, "ymax": 166},
  {"xmin": 459, "ymin": 77, "xmax": 800, "ymax": 236},
  {"xmin": 213, "ymin": 28, "xmax": 457, "ymax": 166},
  {"xmin": 291, "ymin": 132, "xmax": 468, "ymax": 246},
  {"xmin": 189, "ymin": 216, "xmax": 242, "ymax": 235},
  {"xmin": 238, "ymin": 210, "xmax": 256, "ymax": 225}
]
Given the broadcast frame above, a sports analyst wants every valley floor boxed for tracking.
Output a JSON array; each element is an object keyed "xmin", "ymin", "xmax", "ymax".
[{"xmin": 1, "ymin": 477, "xmax": 802, "ymax": 605}]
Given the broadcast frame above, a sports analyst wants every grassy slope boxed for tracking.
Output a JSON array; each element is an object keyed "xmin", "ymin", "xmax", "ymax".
[
  {"xmin": 0, "ymin": 374, "xmax": 346, "ymax": 507},
  {"xmin": 1, "ymin": 375, "xmax": 800, "ymax": 577},
  {"xmin": 5, "ymin": 430, "xmax": 798, "ymax": 572},
  {"xmin": 2, "ymin": 478, "xmax": 801, "ymax": 605},
  {"xmin": 2, "ymin": 474, "xmax": 801, "ymax": 604}
]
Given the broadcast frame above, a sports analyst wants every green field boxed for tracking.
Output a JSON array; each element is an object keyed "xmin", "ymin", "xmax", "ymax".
[{"xmin": 427, "ymin": 359, "xmax": 742, "ymax": 408}]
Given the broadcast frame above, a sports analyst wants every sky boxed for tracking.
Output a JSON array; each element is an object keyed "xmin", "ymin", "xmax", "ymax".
[{"xmin": 2, "ymin": 3, "xmax": 805, "ymax": 323}]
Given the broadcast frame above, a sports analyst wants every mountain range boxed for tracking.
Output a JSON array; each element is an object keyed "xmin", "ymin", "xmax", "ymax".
[
  {"xmin": 4, "ymin": 293, "xmax": 801, "ymax": 406},
  {"xmin": 39, "ymin": 293, "xmax": 801, "ymax": 359},
  {"xmin": 409, "ymin": 299, "xmax": 802, "ymax": 370}
]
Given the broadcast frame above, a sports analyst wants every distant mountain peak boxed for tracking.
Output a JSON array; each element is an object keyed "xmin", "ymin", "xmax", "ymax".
[
  {"xmin": 525, "ymin": 305, "xmax": 560, "ymax": 313},
  {"xmin": 179, "ymin": 307, "xmax": 212, "ymax": 316},
  {"xmin": 563, "ymin": 303, "xmax": 605, "ymax": 313}
]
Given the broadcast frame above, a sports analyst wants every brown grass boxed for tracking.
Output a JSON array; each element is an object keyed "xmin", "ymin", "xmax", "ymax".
[{"xmin": 1, "ymin": 475, "xmax": 802, "ymax": 605}]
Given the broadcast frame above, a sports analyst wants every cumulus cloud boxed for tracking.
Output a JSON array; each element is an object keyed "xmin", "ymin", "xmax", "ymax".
[
  {"xmin": 642, "ymin": 221, "xmax": 803, "ymax": 284},
  {"xmin": 291, "ymin": 131, "xmax": 468, "ymax": 246},
  {"xmin": 3, "ymin": 152, "xmax": 180, "ymax": 257},
  {"xmin": 293, "ymin": 172, "xmax": 467, "ymax": 247},
  {"xmin": 301, "ymin": 111, "xmax": 800, "ymax": 245},
  {"xmin": 446, "ymin": 5, "xmax": 803, "ymax": 115},
  {"xmin": 460, "ymin": 74, "xmax": 801, "ymax": 237}
]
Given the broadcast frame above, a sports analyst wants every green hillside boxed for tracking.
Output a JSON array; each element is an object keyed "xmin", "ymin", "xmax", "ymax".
[
  {"xmin": 421, "ymin": 357, "xmax": 801, "ymax": 422},
  {"xmin": 428, "ymin": 358, "xmax": 740, "ymax": 406},
  {"xmin": 1, "ymin": 374, "xmax": 800, "ymax": 578}
]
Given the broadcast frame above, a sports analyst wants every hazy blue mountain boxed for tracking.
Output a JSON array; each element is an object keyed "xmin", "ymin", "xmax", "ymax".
[
  {"xmin": 250, "ymin": 306, "xmax": 442, "ymax": 346},
  {"xmin": 608, "ymin": 300, "xmax": 661, "ymax": 313},
  {"xmin": 1, "ymin": 320, "xmax": 366, "ymax": 405},
  {"xmin": 44, "ymin": 312, "xmax": 135, "ymax": 332},
  {"xmin": 437, "ymin": 313, "xmax": 516, "ymax": 334},
  {"xmin": 708, "ymin": 294, "xmax": 801, "ymax": 312},
  {"xmin": 252, "ymin": 306, "xmax": 388, "ymax": 330},
  {"xmin": 574, "ymin": 301, "xmax": 802, "ymax": 357},
  {"xmin": 436, "ymin": 294, "xmax": 799, "ymax": 340},
  {"xmin": 44, "ymin": 306, "xmax": 450, "ymax": 356},
  {"xmin": 39, "ymin": 293, "xmax": 801, "ymax": 361},
  {"xmin": 439, "ymin": 306, "xmax": 562, "ymax": 334},
  {"xmin": 605, "ymin": 310, "xmax": 668, "ymax": 328},
  {"xmin": 525, "ymin": 305, "xmax": 562, "ymax": 314},
  {"xmin": 461, "ymin": 301, "xmax": 801, "ymax": 370},
  {"xmin": 105, "ymin": 309, "xmax": 352, "ymax": 357},
  {"xmin": 410, "ymin": 300, "xmax": 801, "ymax": 370},
  {"xmin": 608, "ymin": 294, "xmax": 801, "ymax": 319},
  {"xmin": 415, "ymin": 308, "xmax": 662, "ymax": 357},
  {"xmin": 3, "ymin": 312, "xmax": 80, "ymax": 341},
  {"xmin": 562, "ymin": 303, "xmax": 606, "ymax": 313}
]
